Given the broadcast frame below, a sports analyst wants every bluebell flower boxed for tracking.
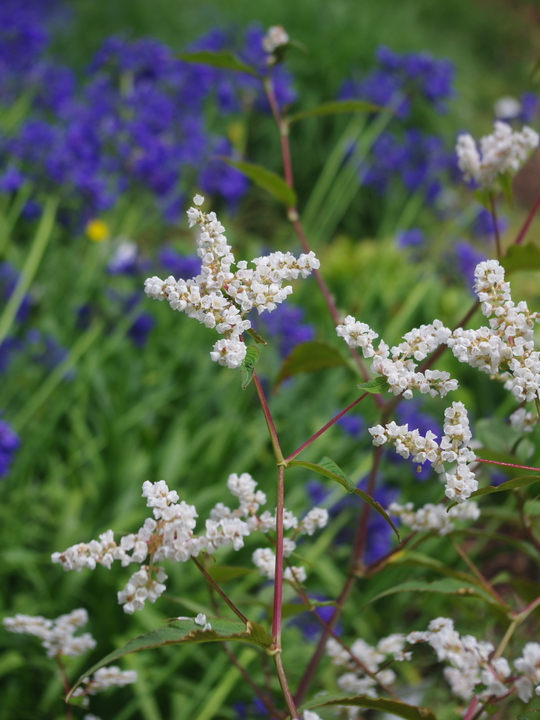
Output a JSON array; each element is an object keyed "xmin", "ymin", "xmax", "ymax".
[
  {"xmin": 0, "ymin": 417, "xmax": 20, "ymax": 478},
  {"xmin": 158, "ymin": 249, "xmax": 201, "ymax": 279},
  {"xmin": 128, "ymin": 312, "xmax": 155, "ymax": 348},
  {"xmin": 252, "ymin": 303, "xmax": 315, "ymax": 357},
  {"xmin": 471, "ymin": 208, "xmax": 508, "ymax": 241},
  {"xmin": 455, "ymin": 240, "xmax": 487, "ymax": 291},
  {"xmin": 336, "ymin": 413, "xmax": 365, "ymax": 438},
  {"xmin": 396, "ymin": 228, "xmax": 425, "ymax": 249}
]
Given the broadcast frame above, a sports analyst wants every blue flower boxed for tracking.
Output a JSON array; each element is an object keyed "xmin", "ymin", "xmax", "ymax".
[{"xmin": 0, "ymin": 417, "xmax": 20, "ymax": 478}]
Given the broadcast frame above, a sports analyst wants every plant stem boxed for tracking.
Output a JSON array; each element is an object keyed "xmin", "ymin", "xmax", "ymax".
[
  {"xmin": 192, "ymin": 557, "xmax": 248, "ymax": 623},
  {"xmin": 489, "ymin": 192, "xmax": 502, "ymax": 259},
  {"xmin": 452, "ymin": 541, "xmax": 507, "ymax": 607},
  {"xmin": 252, "ymin": 371, "xmax": 284, "ymax": 465},
  {"xmin": 474, "ymin": 457, "xmax": 540, "ymax": 473},
  {"xmin": 514, "ymin": 188, "xmax": 540, "ymax": 246},
  {"xmin": 294, "ymin": 445, "xmax": 384, "ymax": 705},
  {"xmin": 274, "ymin": 652, "xmax": 299, "ymax": 719},
  {"xmin": 284, "ymin": 393, "xmax": 368, "ymax": 462},
  {"xmin": 272, "ymin": 465, "xmax": 286, "ymax": 644}
]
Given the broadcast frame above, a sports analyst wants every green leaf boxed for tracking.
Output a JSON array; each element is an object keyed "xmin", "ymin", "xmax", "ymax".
[
  {"xmin": 360, "ymin": 578, "xmax": 501, "ymax": 610},
  {"xmin": 473, "ymin": 188, "xmax": 491, "ymax": 211},
  {"xmin": 240, "ymin": 346, "xmax": 260, "ymax": 390},
  {"xmin": 178, "ymin": 51, "xmax": 258, "ymax": 76},
  {"xmin": 207, "ymin": 566, "xmax": 254, "ymax": 583},
  {"xmin": 470, "ymin": 474, "xmax": 540, "ymax": 499},
  {"xmin": 275, "ymin": 341, "xmax": 345, "ymax": 386},
  {"xmin": 357, "ymin": 376, "xmax": 389, "ymax": 394},
  {"xmin": 498, "ymin": 172, "xmax": 514, "ymax": 208},
  {"xmin": 300, "ymin": 693, "xmax": 437, "ymax": 720},
  {"xmin": 68, "ymin": 618, "xmax": 271, "ymax": 700},
  {"xmin": 288, "ymin": 456, "xmax": 400, "ymax": 540},
  {"xmin": 501, "ymin": 243, "xmax": 540, "ymax": 275},
  {"xmin": 530, "ymin": 54, "xmax": 540, "ymax": 81},
  {"xmin": 246, "ymin": 327, "xmax": 268, "ymax": 345},
  {"xmin": 288, "ymin": 99, "xmax": 382, "ymax": 124},
  {"xmin": 219, "ymin": 158, "xmax": 297, "ymax": 208}
]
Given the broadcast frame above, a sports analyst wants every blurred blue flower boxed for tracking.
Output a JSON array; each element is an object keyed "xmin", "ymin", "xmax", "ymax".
[
  {"xmin": 471, "ymin": 208, "xmax": 507, "ymax": 241},
  {"xmin": 455, "ymin": 240, "xmax": 487, "ymax": 291},
  {"xmin": 396, "ymin": 228, "xmax": 425, "ymax": 249},
  {"xmin": 252, "ymin": 303, "xmax": 315, "ymax": 357},
  {"xmin": 158, "ymin": 249, "xmax": 201, "ymax": 279},
  {"xmin": 128, "ymin": 312, "xmax": 155, "ymax": 348},
  {"xmin": 0, "ymin": 417, "xmax": 20, "ymax": 478},
  {"xmin": 290, "ymin": 594, "xmax": 342, "ymax": 641},
  {"xmin": 336, "ymin": 413, "xmax": 365, "ymax": 438}
]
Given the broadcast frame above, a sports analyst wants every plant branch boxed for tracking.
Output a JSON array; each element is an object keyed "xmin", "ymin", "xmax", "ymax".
[
  {"xmin": 253, "ymin": 371, "xmax": 284, "ymax": 464},
  {"xmin": 284, "ymin": 393, "xmax": 368, "ymax": 462},
  {"xmin": 514, "ymin": 188, "xmax": 540, "ymax": 246},
  {"xmin": 192, "ymin": 557, "xmax": 248, "ymax": 623}
]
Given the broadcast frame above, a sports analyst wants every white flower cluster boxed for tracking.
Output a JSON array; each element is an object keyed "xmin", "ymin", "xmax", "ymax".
[
  {"xmin": 52, "ymin": 474, "xmax": 328, "ymax": 613},
  {"xmin": 144, "ymin": 196, "xmax": 319, "ymax": 369},
  {"xmin": 510, "ymin": 407, "xmax": 538, "ymax": 433},
  {"xmin": 3, "ymin": 608, "xmax": 96, "ymax": 659},
  {"xmin": 407, "ymin": 618, "xmax": 540, "ymax": 703},
  {"xmin": 72, "ymin": 666, "xmax": 138, "ymax": 700},
  {"xmin": 326, "ymin": 633, "xmax": 408, "ymax": 701},
  {"xmin": 456, "ymin": 121, "xmax": 539, "ymax": 189},
  {"xmin": 369, "ymin": 401, "xmax": 478, "ymax": 502},
  {"xmin": 448, "ymin": 260, "xmax": 540, "ymax": 403},
  {"xmin": 262, "ymin": 25, "xmax": 289, "ymax": 54},
  {"xmin": 388, "ymin": 499, "xmax": 480, "ymax": 536},
  {"xmin": 336, "ymin": 317, "xmax": 456, "ymax": 399}
]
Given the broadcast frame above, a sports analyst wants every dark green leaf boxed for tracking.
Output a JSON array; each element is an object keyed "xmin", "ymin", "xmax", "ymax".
[
  {"xmin": 300, "ymin": 693, "xmax": 436, "ymax": 720},
  {"xmin": 498, "ymin": 172, "xmax": 514, "ymax": 208},
  {"xmin": 360, "ymin": 578, "xmax": 501, "ymax": 610},
  {"xmin": 219, "ymin": 158, "xmax": 296, "ymax": 207},
  {"xmin": 178, "ymin": 51, "xmax": 258, "ymax": 76},
  {"xmin": 68, "ymin": 617, "xmax": 271, "ymax": 699},
  {"xmin": 275, "ymin": 341, "xmax": 345, "ymax": 386},
  {"xmin": 288, "ymin": 100, "xmax": 382, "ymax": 124},
  {"xmin": 207, "ymin": 566, "xmax": 254, "ymax": 583},
  {"xmin": 356, "ymin": 376, "xmax": 389, "ymax": 394},
  {"xmin": 501, "ymin": 243, "xmax": 540, "ymax": 275},
  {"xmin": 530, "ymin": 54, "xmax": 540, "ymax": 81},
  {"xmin": 470, "ymin": 474, "xmax": 540, "ymax": 498},
  {"xmin": 240, "ymin": 346, "xmax": 260, "ymax": 390},
  {"xmin": 246, "ymin": 327, "xmax": 268, "ymax": 346},
  {"xmin": 288, "ymin": 456, "xmax": 400, "ymax": 540}
]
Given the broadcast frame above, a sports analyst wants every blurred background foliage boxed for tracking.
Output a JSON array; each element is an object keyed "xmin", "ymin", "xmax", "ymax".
[{"xmin": 2, "ymin": 0, "xmax": 540, "ymax": 718}]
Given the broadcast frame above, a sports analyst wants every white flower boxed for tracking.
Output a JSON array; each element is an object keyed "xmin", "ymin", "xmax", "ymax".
[
  {"xmin": 72, "ymin": 666, "xmax": 137, "ymax": 697},
  {"xmin": 456, "ymin": 121, "xmax": 539, "ymax": 189},
  {"xmin": 262, "ymin": 25, "xmax": 290, "ymax": 53},
  {"xmin": 145, "ymin": 198, "xmax": 319, "ymax": 369},
  {"xmin": 3, "ymin": 608, "xmax": 96, "ymax": 659},
  {"xmin": 494, "ymin": 96, "xmax": 522, "ymax": 119}
]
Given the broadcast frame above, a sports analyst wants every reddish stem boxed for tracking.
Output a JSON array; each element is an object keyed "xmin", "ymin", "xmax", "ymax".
[
  {"xmin": 253, "ymin": 371, "xmax": 284, "ymax": 463},
  {"xmin": 272, "ymin": 464, "xmax": 286, "ymax": 644},
  {"xmin": 514, "ymin": 188, "xmax": 540, "ymax": 245},
  {"xmin": 475, "ymin": 457, "xmax": 540, "ymax": 473},
  {"xmin": 192, "ymin": 557, "xmax": 248, "ymax": 623},
  {"xmin": 285, "ymin": 393, "xmax": 369, "ymax": 463}
]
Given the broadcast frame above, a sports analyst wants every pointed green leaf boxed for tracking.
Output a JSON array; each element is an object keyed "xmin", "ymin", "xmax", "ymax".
[
  {"xmin": 219, "ymin": 158, "xmax": 296, "ymax": 207},
  {"xmin": 240, "ymin": 346, "xmax": 260, "ymax": 390},
  {"xmin": 207, "ymin": 566, "xmax": 254, "ymax": 583},
  {"xmin": 501, "ymin": 243, "xmax": 540, "ymax": 275},
  {"xmin": 530, "ymin": 54, "xmax": 540, "ymax": 81},
  {"xmin": 68, "ymin": 617, "xmax": 271, "ymax": 700},
  {"xmin": 288, "ymin": 456, "xmax": 400, "ymax": 540},
  {"xmin": 473, "ymin": 188, "xmax": 491, "ymax": 211},
  {"xmin": 498, "ymin": 172, "xmax": 514, "ymax": 208},
  {"xmin": 246, "ymin": 327, "xmax": 268, "ymax": 345},
  {"xmin": 300, "ymin": 693, "xmax": 437, "ymax": 720},
  {"xmin": 357, "ymin": 376, "xmax": 389, "ymax": 394},
  {"xmin": 470, "ymin": 474, "xmax": 540, "ymax": 498},
  {"xmin": 360, "ymin": 578, "xmax": 500, "ymax": 610},
  {"xmin": 178, "ymin": 51, "xmax": 258, "ymax": 76},
  {"xmin": 275, "ymin": 341, "xmax": 346, "ymax": 386},
  {"xmin": 288, "ymin": 100, "xmax": 382, "ymax": 124}
]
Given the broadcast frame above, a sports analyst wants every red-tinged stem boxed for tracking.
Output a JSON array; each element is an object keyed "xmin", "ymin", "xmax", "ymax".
[
  {"xmin": 192, "ymin": 557, "xmax": 248, "ymax": 623},
  {"xmin": 514, "ymin": 188, "xmax": 540, "ymax": 246},
  {"xmin": 452, "ymin": 541, "xmax": 507, "ymax": 607},
  {"xmin": 263, "ymin": 76, "xmax": 384, "ymax": 404},
  {"xmin": 294, "ymin": 445, "xmax": 385, "ymax": 706},
  {"xmin": 253, "ymin": 371, "xmax": 284, "ymax": 464},
  {"xmin": 463, "ymin": 697, "xmax": 479, "ymax": 720},
  {"xmin": 272, "ymin": 463, "xmax": 286, "ymax": 645},
  {"xmin": 285, "ymin": 393, "xmax": 369, "ymax": 463},
  {"xmin": 489, "ymin": 192, "xmax": 502, "ymax": 259},
  {"xmin": 475, "ymin": 458, "xmax": 540, "ymax": 473}
]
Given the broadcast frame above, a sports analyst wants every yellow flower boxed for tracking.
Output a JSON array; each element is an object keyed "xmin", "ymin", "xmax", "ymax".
[{"xmin": 85, "ymin": 219, "xmax": 109, "ymax": 243}]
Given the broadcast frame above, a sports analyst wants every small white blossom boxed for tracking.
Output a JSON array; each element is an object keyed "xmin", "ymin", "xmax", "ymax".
[
  {"xmin": 3, "ymin": 609, "xmax": 96, "ymax": 659},
  {"xmin": 510, "ymin": 407, "xmax": 538, "ymax": 433},
  {"xmin": 494, "ymin": 96, "xmax": 522, "ymax": 120},
  {"xmin": 145, "ymin": 198, "xmax": 319, "ymax": 369},
  {"xmin": 388, "ymin": 500, "xmax": 480, "ymax": 536},
  {"xmin": 72, "ymin": 666, "xmax": 137, "ymax": 697},
  {"xmin": 262, "ymin": 25, "xmax": 289, "ymax": 53},
  {"xmin": 456, "ymin": 121, "xmax": 539, "ymax": 189}
]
